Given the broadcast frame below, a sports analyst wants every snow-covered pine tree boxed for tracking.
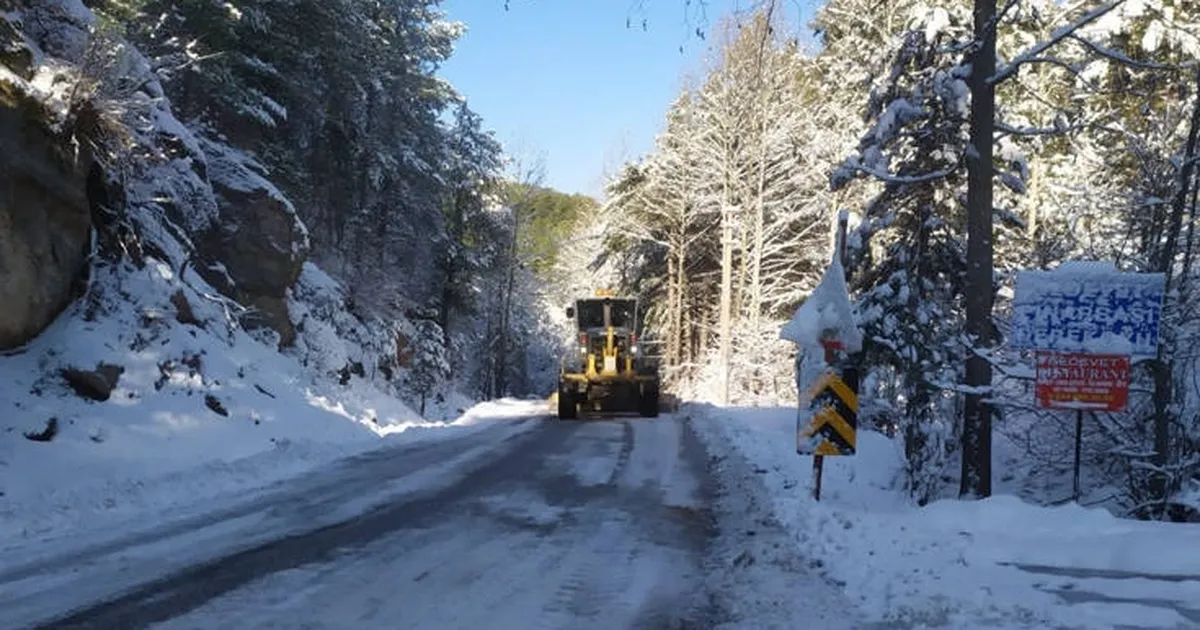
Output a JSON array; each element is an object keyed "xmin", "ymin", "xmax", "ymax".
[
  {"xmin": 601, "ymin": 89, "xmax": 717, "ymax": 382},
  {"xmin": 435, "ymin": 100, "xmax": 505, "ymax": 393},
  {"xmin": 830, "ymin": 8, "xmax": 986, "ymax": 504},
  {"xmin": 115, "ymin": 0, "xmax": 474, "ymax": 314},
  {"xmin": 408, "ymin": 319, "xmax": 450, "ymax": 416}
]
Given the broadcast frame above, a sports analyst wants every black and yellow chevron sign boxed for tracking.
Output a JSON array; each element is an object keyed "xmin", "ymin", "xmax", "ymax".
[{"xmin": 797, "ymin": 370, "xmax": 857, "ymax": 456}]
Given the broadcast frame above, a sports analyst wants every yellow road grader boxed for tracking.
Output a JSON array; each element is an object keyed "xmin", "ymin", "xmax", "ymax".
[{"xmin": 555, "ymin": 291, "xmax": 660, "ymax": 419}]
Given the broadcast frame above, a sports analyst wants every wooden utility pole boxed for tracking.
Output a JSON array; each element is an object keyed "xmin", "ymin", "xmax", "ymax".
[{"xmin": 961, "ymin": 0, "xmax": 997, "ymax": 499}]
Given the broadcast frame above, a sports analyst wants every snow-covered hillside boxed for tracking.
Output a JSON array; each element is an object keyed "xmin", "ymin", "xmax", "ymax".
[{"xmin": 0, "ymin": 254, "xmax": 494, "ymax": 543}]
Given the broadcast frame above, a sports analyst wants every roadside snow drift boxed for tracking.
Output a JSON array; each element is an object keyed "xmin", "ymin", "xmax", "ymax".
[{"xmin": 693, "ymin": 404, "xmax": 1200, "ymax": 630}]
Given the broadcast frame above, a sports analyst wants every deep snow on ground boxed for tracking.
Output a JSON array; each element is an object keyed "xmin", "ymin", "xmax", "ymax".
[
  {"xmin": 0, "ymin": 258, "xmax": 500, "ymax": 546},
  {"xmin": 690, "ymin": 403, "xmax": 1200, "ymax": 630}
]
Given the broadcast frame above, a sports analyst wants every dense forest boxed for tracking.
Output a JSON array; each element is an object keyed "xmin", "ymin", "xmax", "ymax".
[{"xmin": 592, "ymin": 0, "xmax": 1200, "ymax": 517}]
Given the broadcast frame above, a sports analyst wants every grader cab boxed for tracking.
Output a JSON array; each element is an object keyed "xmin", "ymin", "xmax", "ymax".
[{"xmin": 557, "ymin": 291, "xmax": 660, "ymax": 419}]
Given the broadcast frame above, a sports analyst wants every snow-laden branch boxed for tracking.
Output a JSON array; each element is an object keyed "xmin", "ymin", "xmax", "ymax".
[
  {"xmin": 843, "ymin": 163, "xmax": 959, "ymax": 186},
  {"xmin": 931, "ymin": 378, "xmax": 994, "ymax": 396},
  {"xmin": 1067, "ymin": 34, "xmax": 1184, "ymax": 71},
  {"xmin": 1004, "ymin": 55, "xmax": 1087, "ymax": 80},
  {"xmin": 989, "ymin": 1, "xmax": 1127, "ymax": 86},
  {"xmin": 1108, "ymin": 447, "xmax": 1160, "ymax": 459},
  {"xmin": 996, "ymin": 120, "xmax": 1084, "ymax": 137}
]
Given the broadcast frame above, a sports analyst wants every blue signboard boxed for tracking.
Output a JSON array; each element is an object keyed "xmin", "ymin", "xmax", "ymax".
[{"xmin": 1009, "ymin": 266, "xmax": 1165, "ymax": 357}]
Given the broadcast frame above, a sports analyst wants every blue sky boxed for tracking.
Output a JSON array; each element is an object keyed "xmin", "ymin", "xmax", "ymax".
[{"xmin": 437, "ymin": 0, "xmax": 821, "ymax": 198}]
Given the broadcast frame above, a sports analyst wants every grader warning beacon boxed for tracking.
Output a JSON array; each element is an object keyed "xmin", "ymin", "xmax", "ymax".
[{"xmin": 556, "ymin": 289, "xmax": 660, "ymax": 419}]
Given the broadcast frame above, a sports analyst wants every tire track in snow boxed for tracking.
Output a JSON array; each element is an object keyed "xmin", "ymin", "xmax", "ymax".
[
  {"xmin": 540, "ymin": 416, "xmax": 714, "ymax": 629},
  {"xmin": 536, "ymin": 417, "xmax": 639, "ymax": 629},
  {"xmin": 609, "ymin": 419, "xmax": 635, "ymax": 484}
]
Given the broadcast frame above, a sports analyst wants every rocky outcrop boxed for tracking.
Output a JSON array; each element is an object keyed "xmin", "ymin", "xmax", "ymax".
[
  {"xmin": 1, "ymin": 4, "xmax": 310, "ymax": 353},
  {"xmin": 196, "ymin": 139, "xmax": 309, "ymax": 347},
  {"xmin": 0, "ymin": 81, "xmax": 92, "ymax": 350},
  {"xmin": 61, "ymin": 362, "xmax": 123, "ymax": 401},
  {"xmin": 0, "ymin": 12, "xmax": 34, "ymax": 81}
]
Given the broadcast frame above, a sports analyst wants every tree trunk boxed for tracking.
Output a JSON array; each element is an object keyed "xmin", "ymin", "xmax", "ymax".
[
  {"xmin": 668, "ymin": 228, "xmax": 688, "ymax": 367},
  {"xmin": 497, "ymin": 210, "xmax": 520, "ymax": 398},
  {"xmin": 719, "ymin": 172, "xmax": 735, "ymax": 405},
  {"xmin": 1181, "ymin": 167, "xmax": 1199, "ymax": 283},
  {"xmin": 1026, "ymin": 164, "xmax": 1039, "ymax": 237},
  {"xmin": 678, "ymin": 243, "xmax": 691, "ymax": 367},
  {"xmin": 666, "ymin": 247, "xmax": 679, "ymax": 365},
  {"xmin": 961, "ymin": 0, "xmax": 997, "ymax": 499},
  {"xmin": 438, "ymin": 189, "xmax": 466, "ymax": 351},
  {"xmin": 1150, "ymin": 69, "xmax": 1200, "ymax": 509},
  {"xmin": 752, "ymin": 97, "xmax": 767, "ymax": 325}
]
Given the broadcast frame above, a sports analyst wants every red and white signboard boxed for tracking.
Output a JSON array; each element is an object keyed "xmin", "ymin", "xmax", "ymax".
[{"xmin": 1035, "ymin": 352, "xmax": 1130, "ymax": 411}]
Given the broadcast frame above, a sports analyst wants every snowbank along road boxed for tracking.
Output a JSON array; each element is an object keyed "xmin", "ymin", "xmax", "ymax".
[{"xmin": 8, "ymin": 411, "xmax": 732, "ymax": 629}]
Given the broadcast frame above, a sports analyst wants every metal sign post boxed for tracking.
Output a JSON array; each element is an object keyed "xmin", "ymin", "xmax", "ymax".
[
  {"xmin": 1034, "ymin": 350, "xmax": 1131, "ymax": 501},
  {"xmin": 812, "ymin": 342, "xmax": 834, "ymax": 502},
  {"xmin": 1074, "ymin": 409, "xmax": 1083, "ymax": 501}
]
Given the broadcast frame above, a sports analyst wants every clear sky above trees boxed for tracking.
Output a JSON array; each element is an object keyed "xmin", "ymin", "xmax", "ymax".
[{"xmin": 438, "ymin": 0, "xmax": 821, "ymax": 198}]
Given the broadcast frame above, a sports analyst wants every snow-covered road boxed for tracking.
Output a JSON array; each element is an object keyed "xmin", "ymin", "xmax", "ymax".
[
  {"xmin": 34, "ymin": 394, "xmax": 1195, "ymax": 630},
  {"xmin": 146, "ymin": 417, "xmax": 715, "ymax": 630},
  {"xmin": 6, "ymin": 410, "xmax": 750, "ymax": 629}
]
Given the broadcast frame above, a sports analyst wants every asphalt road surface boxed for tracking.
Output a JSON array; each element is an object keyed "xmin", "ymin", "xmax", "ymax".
[{"xmin": 15, "ymin": 414, "xmax": 727, "ymax": 630}]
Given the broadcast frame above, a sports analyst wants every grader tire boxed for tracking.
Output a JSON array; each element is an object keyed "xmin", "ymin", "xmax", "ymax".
[
  {"xmin": 638, "ymin": 387, "xmax": 660, "ymax": 418},
  {"xmin": 557, "ymin": 390, "xmax": 578, "ymax": 420}
]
